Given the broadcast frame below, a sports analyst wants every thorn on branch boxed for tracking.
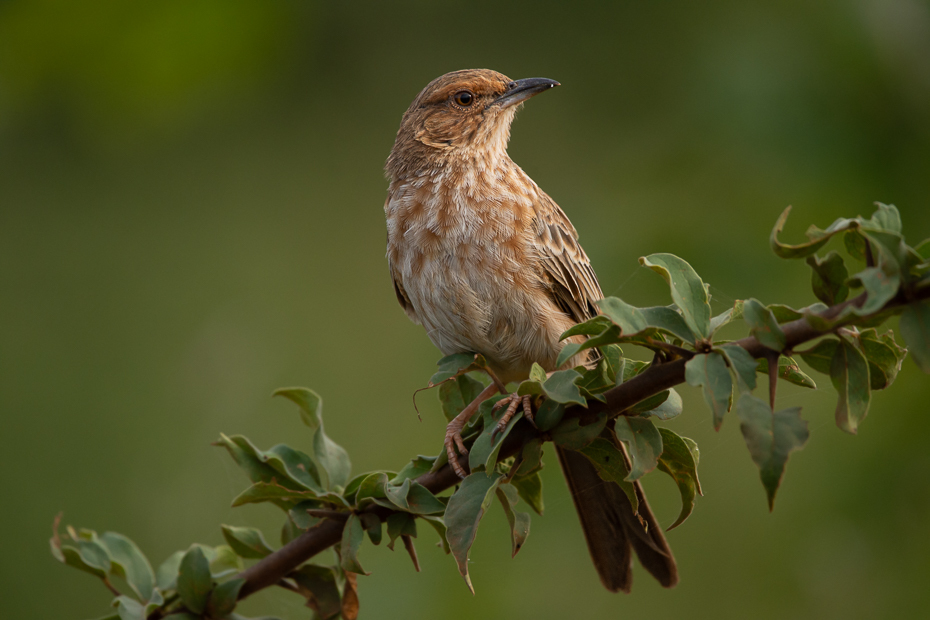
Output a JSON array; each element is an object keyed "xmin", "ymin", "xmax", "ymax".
[
  {"xmin": 766, "ymin": 351, "xmax": 779, "ymax": 410},
  {"xmin": 646, "ymin": 337, "xmax": 696, "ymax": 361},
  {"xmin": 401, "ymin": 535, "xmax": 420, "ymax": 572}
]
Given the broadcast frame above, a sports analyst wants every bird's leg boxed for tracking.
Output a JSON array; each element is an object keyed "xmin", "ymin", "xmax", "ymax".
[
  {"xmin": 483, "ymin": 366, "xmax": 509, "ymax": 394},
  {"xmin": 493, "ymin": 393, "xmax": 536, "ymax": 434},
  {"xmin": 445, "ymin": 382, "xmax": 500, "ymax": 478}
]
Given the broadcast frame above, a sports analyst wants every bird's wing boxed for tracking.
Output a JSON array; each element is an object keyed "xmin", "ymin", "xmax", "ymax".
[
  {"xmin": 388, "ymin": 258, "xmax": 420, "ymax": 324},
  {"xmin": 532, "ymin": 194, "xmax": 603, "ymax": 324}
]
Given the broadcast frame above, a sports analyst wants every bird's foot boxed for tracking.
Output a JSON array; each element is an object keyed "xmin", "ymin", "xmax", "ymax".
[
  {"xmin": 443, "ymin": 382, "xmax": 501, "ymax": 479},
  {"xmin": 444, "ymin": 417, "xmax": 471, "ymax": 479},
  {"xmin": 492, "ymin": 393, "xmax": 537, "ymax": 435}
]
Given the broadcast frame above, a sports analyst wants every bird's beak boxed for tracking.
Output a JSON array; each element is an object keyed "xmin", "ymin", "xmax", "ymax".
[{"xmin": 493, "ymin": 77, "xmax": 560, "ymax": 109}]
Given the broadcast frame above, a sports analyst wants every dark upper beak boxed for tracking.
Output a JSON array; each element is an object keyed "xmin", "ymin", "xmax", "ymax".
[{"xmin": 493, "ymin": 77, "xmax": 560, "ymax": 108}]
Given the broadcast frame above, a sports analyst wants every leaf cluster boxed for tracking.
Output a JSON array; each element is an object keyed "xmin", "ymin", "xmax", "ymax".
[{"xmin": 51, "ymin": 203, "xmax": 930, "ymax": 617}]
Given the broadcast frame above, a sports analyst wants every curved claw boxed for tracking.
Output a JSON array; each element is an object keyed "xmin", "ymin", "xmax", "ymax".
[
  {"xmin": 493, "ymin": 393, "xmax": 537, "ymax": 436},
  {"xmin": 444, "ymin": 421, "xmax": 469, "ymax": 479}
]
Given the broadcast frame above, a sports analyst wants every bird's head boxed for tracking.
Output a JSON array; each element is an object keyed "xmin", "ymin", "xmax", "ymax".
[{"xmin": 386, "ymin": 69, "xmax": 559, "ymax": 179}]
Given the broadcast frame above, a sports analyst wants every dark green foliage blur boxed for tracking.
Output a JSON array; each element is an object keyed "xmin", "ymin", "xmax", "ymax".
[{"xmin": 2, "ymin": 1, "xmax": 929, "ymax": 618}]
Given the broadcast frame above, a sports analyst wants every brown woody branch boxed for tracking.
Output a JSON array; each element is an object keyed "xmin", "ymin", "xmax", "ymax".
[{"xmin": 223, "ymin": 287, "xmax": 928, "ymax": 607}]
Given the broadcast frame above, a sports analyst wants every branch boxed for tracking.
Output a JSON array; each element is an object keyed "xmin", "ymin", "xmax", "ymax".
[{"xmin": 230, "ymin": 286, "xmax": 930, "ymax": 604}]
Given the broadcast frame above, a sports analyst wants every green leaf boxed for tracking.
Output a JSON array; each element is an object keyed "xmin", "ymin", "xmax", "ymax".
[
  {"xmin": 420, "ymin": 516, "xmax": 452, "ymax": 554},
  {"xmin": 550, "ymin": 411, "xmax": 607, "ymax": 450},
  {"xmin": 528, "ymin": 362, "xmax": 547, "ymax": 382},
  {"xmin": 385, "ymin": 512, "xmax": 417, "ymax": 551},
  {"xmin": 444, "ymin": 471, "xmax": 504, "ymax": 593},
  {"xmin": 636, "ymin": 388, "xmax": 683, "ymax": 421},
  {"xmin": 556, "ymin": 324, "xmax": 622, "ymax": 368},
  {"xmin": 341, "ymin": 474, "xmax": 368, "ymax": 503},
  {"xmin": 286, "ymin": 501, "xmax": 321, "ymax": 532},
  {"xmin": 596, "ymin": 297, "xmax": 649, "ymax": 335},
  {"xmin": 50, "ymin": 525, "xmax": 112, "ymax": 581},
  {"xmin": 541, "ymin": 369, "xmax": 586, "ymax": 406},
  {"xmin": 221, "ymin": 525, "xmax": 275, "ymax": 560},
  {"xmin": 618, "ymin": 358, "xmax": 651, "ymax": 383},
  {"xmin": 628, "ymin": 389, "xmax": 669, "ymax": 415},
  {"xmin": 291, "ymin": 564, "xmax": 342, "ymax": 620},
  {"xmin": 656, "ymin": 429, "xmax": 702, "ymax": 530},
  {"xmin": 596, "ymin": 298, "xmax": 697, "ymax": 343},
  {"xmin": 639, "ymin": 253, "xmax": 712, "ymax": 340},
  {"xmin": 230, "ymin": 479, "xmax": 349, "ymax": 510},
  {"xmin": 710, "ymin": 300, "xmax": 743, "ymax": 334},
  {"xmin": 340, "ymin": 515, "xmax": 369, "ymax": 575},
  {"xmin": 847, "ymin": 267, "xmax": 900, "ymax": 315},
  {"xmin": 845, "ymin": 230, "xmax": 868, "ymax": 260},
  {"xmin": 273, "ymin": 388, "xmax": 352, "ymax": 491},
  {"xmin": 177, "ymin": 546, "xmax": 212, "ymax": 614},
  {"xmin": 900, "ymin": 302, "xmax": 930, "ymax": 372},
  {"xmin": 214, "ymin": 433, "xmax": 323, "ymax": 494},
  {"xmin": 755, "ymin": 355, "xmax": 817, "ymax": 389},
  {"xmin": 575, "ymin": 363, "xmax": 612, "ymax": 402},
  {"xmin": 831, "ymin": 334, "xmax": 872, "ymax": 434},
  {"xmin": 561, "ymin": 315, "xmax": 615, "ymax": 339},
  {"xmin": 601, "ymin": 344, "xmax": 623, "ymax": 385},
  {"xmin": 717, "ymin": 344, "xmax": 759, "ymax": 393},
  {"xmin": 355, "ymin": 472, "xmax": 390, "ymax": 507},
  {"xmin": 767, "ymin": 304, "xmax": 803, "ymax": 323},
  {"xmin": 533, "ymin": 399, "xmax": 565, "ymax": 432},
  {"xmin": 797, "ymin": 339, "xmax": 838, "ymax": 375},
  {"xmin": 577, "ymin": 437, "xmax": 638, "ymax": 511},
  {"xmin": 495, "ymin": 484, "xmax": 530, "ymax": 558},
  {"xmin": 770, "ymin": 206, "xmax": 858, "ymax": 259},
  {"xmin": 383, "ymin": 478, "xmax": 446, "ymax": 515},
  {"xmin": 465, "ymin": 400, "xmax": 515, "ymax": 472},
  {"xmin": 735, "ymin": 394, "xmax": 809, "ymax": 510},
  {"xmin": 685, "ymin": 352, "xmax": 733, "ymax": 430},
  {"xmin": 859, "ymin": 328, "xmax": 907, "ymax": 389},
  {"xmin": 468, "ymin": 398, "xmax": 526, "ymax": 474},
  {"xmin": 206, "ymin": 544, "xmax": 243, "ymax": 580},
  {"xmin": 97, "ymin": 532, "xmax": 156, "ymax": 602},
  {"xmin": 806, "ymin": 251, "xmax": 849, "ymax": 305},
  {"xmin": 206, "ymin": 578, "xmax": 245, "ymax": 619},
  {"xmin": 155, "ymin": 551, "xmax": 183, "ymax": 591},
  {"xmin": 510, "ymin": 471, "xmax": 544, "ymax": 516},
  {"xmin": 867, "ymin": 202, "xmax": 902, "ymax": 233},
  {"xmin": 613, "ymin": 417, "xmax": 663, "ymax": 480},
  {"xmin": 113, "ymin": 595, "xmax": 145, "ymax": 620},
  {"xmin": 639, "ymin": 306, "xmax": 698, "ymax": 343},
  {"xmin": 439, "ymin": 375, "xmax": 486, "ymax": 423},
  {"xmin": 391, "ymin": 455, "xmax": 438, "ymax": 485},
  {"xmin": 429, "ymin": 352, "xmax": 488, "ymax": 386},
  {"xmin": 280, "ymin": 516, "xmax": 301, "ymax": 546},
  {"xmin": 743, "ymin": 299, "xmax": 787, "ymax": 352},
  {"xmin": 915, "ymin": 238, "xmax": 930, "ymax": 261},
  {"xmin": 360, "ymin": 513, "xmax": 382, "ymax": 546}
]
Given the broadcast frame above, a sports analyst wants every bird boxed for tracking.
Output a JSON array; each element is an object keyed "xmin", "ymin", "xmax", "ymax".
[{"xmin": 383, "ymin": 69, "xmax": 678, "ymax": 593}]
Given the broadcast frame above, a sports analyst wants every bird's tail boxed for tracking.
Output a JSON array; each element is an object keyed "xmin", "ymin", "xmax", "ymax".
[{"xmin": 555, "ymin": 432, "xmax": 678, "ymax": 592}]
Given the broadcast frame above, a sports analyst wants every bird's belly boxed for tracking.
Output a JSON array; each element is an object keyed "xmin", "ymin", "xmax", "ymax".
[{"xmin": 400, "ymin": 247, "xmax": 570, "ymax": 384}]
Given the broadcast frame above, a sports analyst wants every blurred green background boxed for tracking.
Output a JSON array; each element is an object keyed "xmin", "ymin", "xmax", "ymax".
[{"xmin": 2, "ymin": 1, "xmax": 930, "ymax": 618}]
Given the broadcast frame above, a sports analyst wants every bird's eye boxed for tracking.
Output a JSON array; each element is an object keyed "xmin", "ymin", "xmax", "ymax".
[{"xmin": 453, "ymin": 91, "xmax": 474, "ymax": 107}]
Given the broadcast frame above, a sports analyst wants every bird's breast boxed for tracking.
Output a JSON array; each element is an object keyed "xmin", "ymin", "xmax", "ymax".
[{"xmin": 385, "ymin": 175, "xmax": 564, "ymax": 378}]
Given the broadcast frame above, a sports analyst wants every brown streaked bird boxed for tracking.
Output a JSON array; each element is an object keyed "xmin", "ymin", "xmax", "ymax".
[{"xmin": 383, "ymin": 69, "xmax": 678, "ymax": 593}]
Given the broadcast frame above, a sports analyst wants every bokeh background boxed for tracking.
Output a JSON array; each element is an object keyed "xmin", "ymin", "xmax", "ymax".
[{"xmin": 2, "ymin": 1, "xmax": 930, "ymax": 618}]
